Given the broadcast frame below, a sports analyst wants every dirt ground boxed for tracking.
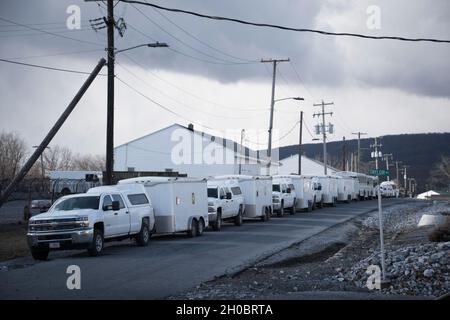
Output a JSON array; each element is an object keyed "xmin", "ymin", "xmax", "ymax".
[
  {"xmin": 172, "ymin": 201, "xmax": 448, "ymax": 300},
  {"xmin": 0, "ymin": 223, "xmax": 29, "ymax": 262}
]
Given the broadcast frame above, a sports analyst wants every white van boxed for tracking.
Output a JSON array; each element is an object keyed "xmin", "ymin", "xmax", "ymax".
[
  {"xmin": 118, "ymin": 177, "xmax": 208, "ymax": 237},
  {"xmin": 214, "ymin": 175, "xmax": 272, "ymax": 221},
  {"xmin": 207, "ymin": 177, "xmax": 245, "ymax": 230},
  {"xmin": 272, "ymin": 176, "xmax": 297, "ymax": 216},
  {"xmin": 317, "ymin": 176, "xmax": 338, "ymax": 206}
]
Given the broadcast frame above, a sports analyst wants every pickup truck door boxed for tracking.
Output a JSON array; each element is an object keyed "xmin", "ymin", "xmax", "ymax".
[
  {"xmin": 102, "ymin": 195, "xmax": 116, "ymax": 237},
  {"xmin": 111, "ymin": 194, "xmax": 130, "ymax": 235},
  {"xmin": 220, "ymin": 187, "xmax": 231, "ymax": 218}
]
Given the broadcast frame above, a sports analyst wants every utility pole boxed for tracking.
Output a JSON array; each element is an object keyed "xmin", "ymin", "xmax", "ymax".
[
  {"xmin": 370, "ymin": 136, "xmax": 387, "ymax": 283},
  {"xmin": 394, "ymin": 161, "xmax": 403, "ymax": 187},
  {"xmin": 239, "ymin": 129, "xmax": 245, "ymax": 175},
  {"xmin": 298, "ymin": 111, "xmax": 303, "ymax": 175},
  {"xmin": 370, "ymin": 137, "xmax": 383, "ymax": 170},
  {"xmin": 402, "ymin": 165, "xmax": 410, "ymax": 194},
  {"xmin": 342, "ymin": 136, "xmax": 347, "ymax": 171},
  {"xmin": 351, "ymin": 132, "xmax": 367, "ymax": 173},
  {"xmin": 261, "ymin": 58, "xmax": 290, "ymax": 175},
  {"xmin": 313, "ymin": 101, "xmax": 334, "ymax": 175},
  {"xmin": 0, "ymin": 58, "xmax": 106, "ymax": 208},
  {"xmin": 105, "ymin": 0, "xmax": 115, "ymax": 185},
  {"xmin": 383, "ymin": 153, "xmax": 393, "ymax": 181}
]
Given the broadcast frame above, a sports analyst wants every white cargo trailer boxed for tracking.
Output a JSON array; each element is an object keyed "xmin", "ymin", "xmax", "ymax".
[
  {"xmin": 300, "ymin": 175, "xmax": 320, "ymax": 210},
  {"xmin": 317, "ymin": 176, "xmax": 338, "ymax": 206},
  {"xmin": 335, "ymin": 171, "xmax": 360, "ymax": 201},
  {"xmin": 118, "ymin": 176, "xmax": 208, "ymax": 237},
  {"xmin": 337, "ymin": 176, "xmax": 353, "ymax": 203},
  {"xmin": 214, "ymin": 175, "xmax": 272, "ymax": 221}
]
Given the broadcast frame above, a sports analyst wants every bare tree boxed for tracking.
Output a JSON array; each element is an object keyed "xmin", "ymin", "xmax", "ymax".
[
  {"xmin": 42, "ymin": 145, "xmax": 74, "ymax": 171},
  {"xmin": 72, "ymin": 154, "xmax": 105, "ymax": 171},
  {"xmin": 0, "ymin": 131, "xmax": 27, "ymax": 181}
]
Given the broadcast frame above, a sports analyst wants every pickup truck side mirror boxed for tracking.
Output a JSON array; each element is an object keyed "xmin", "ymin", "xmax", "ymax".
[
  {"xmin": 226, "ymin": 192, "xmax": 232, "ymax": 200},
  {"xmin": 112, "ymin": 201, "xmax": 120, "ymax": 211}
]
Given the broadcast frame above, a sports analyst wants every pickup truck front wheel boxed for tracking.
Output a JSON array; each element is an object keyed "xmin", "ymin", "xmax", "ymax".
[
  {"xmin": 212, "ymin": 212, "xmax": 222, "ymax": 231},
  {"xmin": 136, "ymin": 221, "xmax": 150, "ymax": 246},
  {"xmin": 187, "ymin": 219, "xmax": 198, "ymax": 238},
  {"xmin": 234, "ymin": 207, "xmax": 243, "ymax": 226},
  {"xmin": 31, "ymin": 248, "xmax": 49, "ymax": 261},
  {"xmin": 87, "ymin": 229, "xmax": 104, "ymax": 257}
]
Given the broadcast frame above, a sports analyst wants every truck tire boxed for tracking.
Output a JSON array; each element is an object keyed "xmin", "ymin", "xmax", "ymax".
[
  {"xmin": 261, "ymin": 207, "xmax": 268, "ymax": 221},
  {"xmin": 187, "ymin": 219, "xmax": 198, "ymax": 238},
  {"xmin": 87, "ymin": 229, "xmax": 104, "ymax": 256},
  {"xmin": 312, "ymin": 197, "xmax": 316, "ymax": 211},
  {"xmin": 197, "ymin": 218, "xmax": 205, "ymax": 236},
  {"xmin": 136, "ymin": 220, "xmax": 150, "ymax": 246},
  {"xmin": 290, "ymin": 199, "xmax": 296, "ymax": 215},
  {"xmin": 212, "ymin": 212, "xmax": 222, "ymax": 231},
  {"xmin": 346, "ymin": 195, "xmax": 351, "ymax": 204},
  {"xmin": 308, "ymin": 201, "xmax": 313, "ymax": 212},
  {"xmin": 234, "ymin": 207, "xmax": 243, "ymax": 226},
  {"xmin": 277, "ymin": 202, "xmax": 284, "ymax": 217},
  {"xmin": 31, "ymin": 248, "xmax": 49, "ymax": 261}
]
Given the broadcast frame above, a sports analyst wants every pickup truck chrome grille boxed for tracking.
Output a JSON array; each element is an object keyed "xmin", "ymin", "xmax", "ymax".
[{"xmin": 29, "ymin": 218, "xmax": 85, "ymax": 232}]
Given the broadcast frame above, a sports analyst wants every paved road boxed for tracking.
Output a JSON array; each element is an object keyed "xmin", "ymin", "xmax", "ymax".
[{"xmin": 0, "ymin": 199, "xmax": 406, "ymax": 299}]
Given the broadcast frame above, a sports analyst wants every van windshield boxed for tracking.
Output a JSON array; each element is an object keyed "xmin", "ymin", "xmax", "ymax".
[
  {"xmin": 207, "ymin": 188, "xmax": 218, "ymax": 198},
  {"xmin": 54, "ymin": 196, "xmax": 100, "ymax": 211},
  {"xmin": 273, "ymin": 184, "xmax": 280, "ymax": 192}
]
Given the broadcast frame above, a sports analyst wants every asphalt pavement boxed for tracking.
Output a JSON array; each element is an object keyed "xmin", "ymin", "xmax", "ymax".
[{"xmin": 0, "ymin": 198, "xmax": 406, "ymax": 299}]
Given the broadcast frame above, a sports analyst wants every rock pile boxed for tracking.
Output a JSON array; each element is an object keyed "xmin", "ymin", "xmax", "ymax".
[{"xmin": 331, "ymin": 242, "xmax": 450, "ymax": 297}]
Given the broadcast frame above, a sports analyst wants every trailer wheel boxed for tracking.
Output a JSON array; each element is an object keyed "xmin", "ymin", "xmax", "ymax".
[
  {"xmin": 136, "ymin": 220, "xmax": 150, "ymax": 246},
  {"xmin": 312, "ymin": 197, "xmax": 316, "ymax": 211},
  {"xmin": 87, "ymin": 228, "xmax": 104, "ymax": 256},
  {"xmin": 212, "ymin": 212, "xmax": 222, "ymax": 231},
  {"xmin": 197, "ymin": 218, "xmax": 205, "ymax": 236},
  {"xmin": 234, "ymin": 207, "xmax": 243, "ymax": 226},
  {"xmin": 307, "ymin": 201, "xmax": 313, "ymax": 212},
  {"xmin": 346, "ymin": 195, "xmax": 351, "ymax": 204},
  {"xmin": 290, "ymin": 199, "xmax": 296, "ymax": 215},
  {"xmin": 30, "ymin": 248, "xmax": 49, "ymax": 261},
  {"xmin": 261, "ymin": 207, "xmax": 268, "ymax": 221},
  {"xmin": 187, "ymin": 219, "xmax": 198, "ymax": 238}
]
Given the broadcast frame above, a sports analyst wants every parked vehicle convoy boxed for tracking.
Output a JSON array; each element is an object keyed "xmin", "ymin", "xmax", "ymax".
[
  {"xmin": 27, "ymin": 184, "xmax": 155, "ymax": 260},
  {"xmin": 214, "ymin": 175, "xmax": 272, "ymax": 222},
  {"xmin": 337, "ymin": 176, "xmax": 353, "ymax": 203},
  {"xmin": 118, "ymin": 177, "xmax": 208, "ymax": 237},
  {"xmin": 49, "ymin": 170, "xmax": 102, "ymax": 196},
  {"xmin": 317, "ymin": 176, "xmax": 338, "ymax": 206},
  {"xmin": 302, "ymin": 175, "xmax": 323, "ymax": 209},
  {"xmin": 206, "ymin": 176, "xmax": 245, "ymax": 230},
  {"xmin": 276, "ymin": 175, "xmax": 312, "ymax": 212},
  {"xmin": 272, "ymin": 176, "xmax": 297, "ymax": 216}
]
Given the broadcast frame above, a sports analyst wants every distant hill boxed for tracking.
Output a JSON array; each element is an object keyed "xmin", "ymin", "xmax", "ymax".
[{"xmin": 274, "ymin": 133, "xmax": 450, "ymax": 193}]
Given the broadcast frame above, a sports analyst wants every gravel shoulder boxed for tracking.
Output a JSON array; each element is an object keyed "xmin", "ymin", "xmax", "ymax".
[{"xmin": 172, "ymin": 200, "xmax": 449, "ymax": 300}]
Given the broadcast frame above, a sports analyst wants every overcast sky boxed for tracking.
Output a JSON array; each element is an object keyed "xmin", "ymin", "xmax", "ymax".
[{"xmin": 0, "ymin": 0, "xmax": 449, "ymax": 155}]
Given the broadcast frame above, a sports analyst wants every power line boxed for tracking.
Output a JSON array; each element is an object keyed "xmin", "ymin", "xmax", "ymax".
[
  {"xmin": 0, "ymin": 58, "xmax": 106, "ymax": 75},
  {"xmin": 129, "ymin": 3, "xmax": 258, "ymax": 65},
  {"xmin": 146, "ymin": 0, "xmax": 257, "ymax": 63},
  {"xmin": 120, "ymin": 1, "xmax": 450, "ymax": 44},
  {"xmin": 121, "ymin": 52, "xmax": 264, "ymax": 112},
  {"xmin": 116, "ymin": 61, "xmax": 265, "ymax": 120},
  {"xmin": 3, "ymin": 49, "xmax": 105, "ymax": 60},
  {"xmin": 0, "ymin": 16, "xmax": 103, "ymax": 47},
  {"xmin": 116, "ymin": 75, "xmax": 222, "ymax": 133}
]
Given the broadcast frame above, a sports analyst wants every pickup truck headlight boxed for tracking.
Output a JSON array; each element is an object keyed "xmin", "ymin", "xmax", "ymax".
[
  {"xmin": 76, "ymin": 216, "xmax": 89, "ymax": 222},
  {"xmin": 272, "ymin": 197, "xmax": 280, "ymax": 203}
]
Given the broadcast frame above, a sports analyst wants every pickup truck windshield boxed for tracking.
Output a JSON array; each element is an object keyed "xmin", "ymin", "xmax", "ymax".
[
  {"xmin": 54, "ymin": 196, "xmax": 100, "ymax": 211},
  {"xmin": 273, "ymin": 184, "xmax": 280, "ymax": 192},
  {"xmin": 207, "ymin": 188, "xmax": 218, "ymax": 198}
]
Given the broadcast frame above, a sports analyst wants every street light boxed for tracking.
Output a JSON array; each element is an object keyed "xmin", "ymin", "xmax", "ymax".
[
  {"xmin": 274, "ymin": 96, "xmax": 304, "ymax": 103},
  {"xmin": 115, "ymin": 42, "xmax": 169, "ymax": 54}
]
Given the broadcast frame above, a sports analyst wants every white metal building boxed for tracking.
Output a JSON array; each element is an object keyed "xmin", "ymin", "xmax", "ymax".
[
  {"xmin": 273, "ymin": 154, "xmax": 339, "ymax": 176},
  {"xmin": 114, "ymin": 124, "xmax": 273, "ymax": 178}
]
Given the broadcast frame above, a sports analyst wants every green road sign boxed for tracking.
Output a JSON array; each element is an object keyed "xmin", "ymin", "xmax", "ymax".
[{"xmin": 369, "ymin": 169, "xmax": 390, "ymax": 176}]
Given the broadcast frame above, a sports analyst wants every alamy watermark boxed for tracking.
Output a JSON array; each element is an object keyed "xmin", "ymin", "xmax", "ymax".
[
  {"xmin": 66, "ymin": 264, "xmax": 81, "ymax": 290},
  {"xmin": 366, "ymin": 264, "xmax": 381, "ymax": 290},
  {"xmin": 366, "ymin": 5, "xmax": 381, "ymax": 30},
  {"xmin": 66, "ymin": 5, "xmax": 81, "ymax": 30}
]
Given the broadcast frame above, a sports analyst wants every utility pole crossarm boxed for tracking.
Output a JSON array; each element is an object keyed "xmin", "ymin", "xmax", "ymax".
[{"xmin": 313, "ymin": 100, "xmax": 334, "ymax": 175}]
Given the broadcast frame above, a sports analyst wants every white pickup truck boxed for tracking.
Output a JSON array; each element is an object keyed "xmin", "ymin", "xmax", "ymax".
[
  {"xmin": 27, "ymin": 184, "xmax": 155, "ymax": 260},
  {"xmin": 207, "ymin": 177, "xmax": 245, "ymax": 231},
  {"xmin": 272, "ymin": 176, "xmax": 297, "ymax": 217}
]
